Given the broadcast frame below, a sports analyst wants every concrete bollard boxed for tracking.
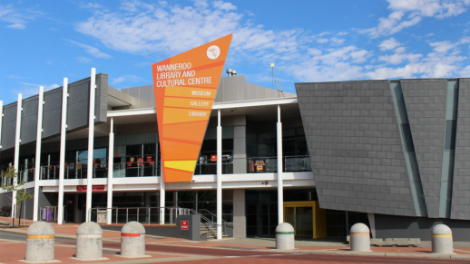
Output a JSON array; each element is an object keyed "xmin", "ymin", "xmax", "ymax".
[
  {"xmin": 121, "ymin": 221, "xmax": 147, "ymax": 258},
  {"xmin": 432, "ymin": 224, "xmax": 453, "ymax": 254},
  {"xmin": 76, "ymin": 222, "xmax": 107, "ymax": 260},
  {"xmin": 275, "ymin": 222, "xmax": 295, "ymax": 250},
  {"xmin": 25, "ymin": 222, "xmax": 56, "ymax": 262},
  {"xmin": 350, "ymin": 223, "xmax": 371, "ymax": 252}
]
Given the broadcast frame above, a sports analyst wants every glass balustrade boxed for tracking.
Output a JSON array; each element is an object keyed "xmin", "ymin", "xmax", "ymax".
[{"xmin": 17, "ymin": 155, "xmax": 312, "ymax": 180}]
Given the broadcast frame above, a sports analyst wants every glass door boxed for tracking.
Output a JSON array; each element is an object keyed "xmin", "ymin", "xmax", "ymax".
[{"xmin": 284, "ymin": 206, "xmax": 313, "ymax": 238}]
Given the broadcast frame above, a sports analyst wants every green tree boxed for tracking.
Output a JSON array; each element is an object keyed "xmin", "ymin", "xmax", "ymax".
[{"xmin": 1, "ymin": 166, "xmax": 33, "ymax": 227}]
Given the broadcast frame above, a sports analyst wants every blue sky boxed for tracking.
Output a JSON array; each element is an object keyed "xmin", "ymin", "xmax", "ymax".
[{"xmin": 1, "ymin": 0, "xmax": 470, "ymax": 104}]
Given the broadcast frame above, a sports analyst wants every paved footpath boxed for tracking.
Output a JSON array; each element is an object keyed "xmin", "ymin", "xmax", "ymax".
[{"xmin": 2, "ymin": 217, "xmax": 470, "ymax": 263}]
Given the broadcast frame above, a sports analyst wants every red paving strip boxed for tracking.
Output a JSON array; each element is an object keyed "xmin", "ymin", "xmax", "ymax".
[
  {"xmin": 171, "ymin": 254, "xmax": 470, "ymax": 264},
  {"xmin": 103, "ymin": 242, "xmax": 284, "ymax": 257},
  {"xmin": 0, "ymin": 240, "xmax": 185, "ymax": 264}
]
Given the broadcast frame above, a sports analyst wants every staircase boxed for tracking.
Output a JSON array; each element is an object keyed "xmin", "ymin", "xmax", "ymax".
[{"xmin": 200, "ymin": 223, "xmax": 229, "ymax": 240}]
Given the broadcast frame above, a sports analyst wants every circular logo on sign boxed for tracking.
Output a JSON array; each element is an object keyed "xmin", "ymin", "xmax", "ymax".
[{"xmin": 207, "ymin": 45, "xmax": 220, "ymax": 60}]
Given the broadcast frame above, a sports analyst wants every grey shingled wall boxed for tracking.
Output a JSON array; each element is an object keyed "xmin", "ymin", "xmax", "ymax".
[
  {"xmin": 295, "ymin": 80, "xmax": 418, "ymax": 216},
  {"xmin": 1, "ymin": 103, "xmax": 17, "ymax": 150},
  {"xmin": 20, "ymin": 95, "xmax": 39, "ymax": 145},
  {"xmin": 401, "ymin": 79, "xmax": 447, "ymax": 218},
  {"xmin": 452, "ymin": 78, "xmax": 470, "ymax": 220}
]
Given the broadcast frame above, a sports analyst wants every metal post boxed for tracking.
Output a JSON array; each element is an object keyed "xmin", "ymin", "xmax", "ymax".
[
  {"xmin": 277, "ymin": 105, "xmax": 284, "ymax": 224},
  {"xmin": 216, "ymin": 110, "xmax": 222, "ymax": 239},
  {"xmin": 86, "ymin": 68, "xmax": 96, "ymax": 222},
  {"xmin": 126, "ymin": 208, "xmax": 128, "ymax": 223},
  {"xmin": 137, "ymin": 208, "xmax": 139, "ymax": 222},
  {"xmin": 107, "ymin": 117, "xmax": 114, "ymax": 224},
  {"xmin": 148, "ymin": 208, "xmax": 150, "ymax": 225},
  {"xmin": 12, "ymin": 93, "xmax": 23, "ymax": 218},
  {"xmin": 159, "ymin": 166, "xmax": 165, "ymax": 224},
  {"xmin": 58, "ymin": 78, "xmax": 68, "ymax": 224},
  {"xmin": 116, "ymin": 208, "xmax": 118, "ymax": 224}
]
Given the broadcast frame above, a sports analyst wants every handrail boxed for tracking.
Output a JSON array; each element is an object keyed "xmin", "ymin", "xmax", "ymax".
[
  {"xmin": 197, "ymin": 209, "xmax": 228, "ymax": 235},
  {"xmin": 198, "ymin": 209, "xmax": 229, "ymax": 224}
]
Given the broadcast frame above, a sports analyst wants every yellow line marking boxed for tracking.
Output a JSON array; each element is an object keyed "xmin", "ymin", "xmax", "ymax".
[
  {"xmin": 432, "ymin": 234, "xmax": 452, "ymax": 237},
  {"xmin": 27, "ymin": 235, "xmax": 54, "ymax": 239},
  {"xmin": 350, "ymin": 232, "xmax": 369, "ymax": 236}
]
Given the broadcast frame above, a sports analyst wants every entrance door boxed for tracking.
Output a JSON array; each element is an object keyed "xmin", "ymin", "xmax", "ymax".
[
  {"xmin": 257, "ymin": 203, "xmax": 277, "ymax": 236},
  {"xmin": 285, "ymin": 206, "xmax": 313, "ymax": 238}
]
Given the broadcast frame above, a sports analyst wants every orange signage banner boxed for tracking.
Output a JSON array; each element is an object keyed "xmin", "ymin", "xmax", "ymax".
[{"xmin": 152, "ymin": 34, "xmax": 232, "ymax": 182}]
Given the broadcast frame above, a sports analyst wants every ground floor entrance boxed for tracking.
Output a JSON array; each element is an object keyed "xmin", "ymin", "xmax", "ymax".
[{"xmin": 245, "ymin": 189, "xmax": 369, "ymax": 239}]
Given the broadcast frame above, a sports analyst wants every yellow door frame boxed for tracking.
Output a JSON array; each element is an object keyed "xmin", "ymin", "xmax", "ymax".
[{"xmin": 283, "ymin": 201, "xmax": 327, "ymax": 239}]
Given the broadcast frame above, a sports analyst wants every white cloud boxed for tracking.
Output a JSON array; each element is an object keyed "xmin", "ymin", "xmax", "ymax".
[
  {"xmin": 7, "ymin": 74, "xmax": 27, "ymax": 79},
  {"xmin": 330, "ymin": 37, "xmax": 345, "ymax": 45},
  {"xmin": 379, "ymin": 48, "xmax": 422, "ymax": 64},
  {"xmin": 74, "ymin": 1, "xmax": 470, "ymax": 84},
  {"xmin": 65, "ymin": 39, "xmax": 112, "ymax": 59},
  {"xmin": 111, "ymin": 75, "xmax": 146, "ymax": 85},
  {"xmin": 286, "ymin": 46, "xmax": 369, "ymax": 82},
  {"xmin": 14, "ymin": 82, "xmax": 60, "ymax": 97},
  {"xmin": 213, "ymin": 1, "xmax": 237, "ymax": 11},
  {"xmin": 379, "ymin": 37, "xmax": 401, "ymax": 50},
  {"xmin": 0, "ymin": 4, "xmax": 44, "ymax": 29},
  {"xmin": 362, "ymin": 0, "xmax": 470, "ymax": 37},
  {"xmin": 368, "ymin": 40, "xmax": 466, "ymax": 78},
  {"xmin": 430, "ymin": 40, "xmax": 456, "ymax": 53},
  {"xmin": 77, "ymin": 57, "xmax": 92, "ymax": 63},
  {"xmin": 461, "ymin": 65, "xmax": 470, "ymax": 77},
  {"xmin": 75, "ymin": 1, "xmax": 303, "ymax": 58}
]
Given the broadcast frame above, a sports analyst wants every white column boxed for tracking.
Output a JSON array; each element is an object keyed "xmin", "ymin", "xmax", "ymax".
[
  {"xmin": 86, "ymin": 68, "xmax": 96, "ymax": 222},
  {"xmin": 57, "ymin": 78, "xmax": 68, "ymax": 224},
  {"xmin": 12, "ymin": 94, "xmax": 22, "ymax": 218},
  {"xmin": 216, "ymin": 110, "xmax": 222, "ymax": 239},
  {"xmin": 107, "ymin": 117, "xmax": 114, "ymax": 224},
  {"xmin": 159, "ymin": 166, "xmax": 165, "ymax": 224},
  {"xmin": 33, "ymin": 87, "xmax": 44, "ymax": 221},
  {"xmin": 277, "ymin": 105, "xmax": 283, "ymax": 224}
]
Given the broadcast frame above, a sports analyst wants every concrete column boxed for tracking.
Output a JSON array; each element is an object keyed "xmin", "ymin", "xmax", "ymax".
[
  {"xmin": 58, "ymin": 78, "xmax": 68, "ymax": 224},
  {"xmin": 12, "ymin": 93, "xmax": 22, "ymax": 218},
  {"xmin": 216, "ymin": 110, "xmax": 222, "ymax": 239},
  {"xmin": 159, "ymin": 166, "xmax": 165, "ymax": 224},
  {"xmin": 107, "ymin": 117, "xmax": 114, "ymax": 224},
  {"xmin": 86, "ymin": 68, "xmax": 96, "ymax": 222},
  {"xmin": 277, "ymin": 105, "xmax": 283, "ymax": 224},
  {"xmin": 233, "ymin": 189, "xmax": 246, "ymax": 238},
  {"xmin": 33, "ymin": 88, "xmax": 44, "ymax": 221}
]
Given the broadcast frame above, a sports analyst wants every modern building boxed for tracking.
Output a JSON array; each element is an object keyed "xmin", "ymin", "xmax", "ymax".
[{"xmin": 1, "ymin": 71, "xmax": 469, "ymax": 241}]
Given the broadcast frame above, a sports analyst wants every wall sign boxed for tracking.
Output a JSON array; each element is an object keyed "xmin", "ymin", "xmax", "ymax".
[
  {"xmin": 181, "ymin": 220, "xmax": 189, "ymax": 230},
  {"xmin": 152, "ymin": 34, "xmax": 232, "ymax": 182},
  {"xmin": 76, "ymin": 185, "xmax": 105, "ymax": 191}
]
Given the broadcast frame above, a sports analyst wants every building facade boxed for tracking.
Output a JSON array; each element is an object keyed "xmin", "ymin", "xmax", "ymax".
[{"xmin": 0, "ymin": 71, "xmax": 469, "ymax": 241}]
